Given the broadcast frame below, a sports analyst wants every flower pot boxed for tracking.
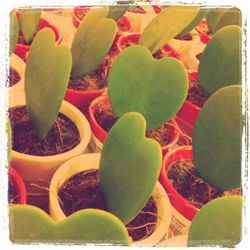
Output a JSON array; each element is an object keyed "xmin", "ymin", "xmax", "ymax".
[
  {"xmin": 9, "ymin": 53, "xmax": 25, "ymax": 93},
  {"xmin": 88, "ymin": 95, "xmax": 180, "ymax": 153},
  {"xmin": 14, "ymin": 17, "xmax": 63, "ymax": 61},
  {"xmin": 9, "ymin": 92, "xmax": 91, "ymax": 192},
  {"xmin": 186, "ymin": 42, "xmax": 206, "ymax": 70},
  {"xmin": 49, "ymin": 153, "xmax": 172, "ymax": 246},
  {"xmin": 160, "ymin": 146, "xmax": 195, "ymax": 235},
  {"xmin": 8, "ymin": 166, "xmax": 27, "ymax": 204}
]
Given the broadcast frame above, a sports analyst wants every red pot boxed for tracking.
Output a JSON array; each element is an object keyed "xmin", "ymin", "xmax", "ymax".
[
  {"xmin": 176, "ymin": 71, "xmax": 201, "ymax": 137},
  {"xmin": 160, "ymin": 146, "xmax": 199, "ymax": 221},
  {"xmin": 14, "ymin": 17, "xmax": 63, "ymax": 61},
  {"xmin": 8, "ymin": 167, "xmax": 27, "ymax": 204},
  {"xmin": 89, "ymin": 94, "xmax": 180, "ymax": 153}
]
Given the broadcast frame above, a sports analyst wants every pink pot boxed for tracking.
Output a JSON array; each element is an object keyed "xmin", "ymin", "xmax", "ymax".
[
  {"xmin": 160, "ymin": 146, "xmax": 199, "ymax": 221},
  {"xmin": 8, "ymin": 167, "xmax": 27, "ymax": 204},
  {"xmin": 14, "ymin": 17, "xmax": 63, "ymax": 61},
  {"xmin": 88, "ymin": 94, "xmax": 179, "ymax": 153}
]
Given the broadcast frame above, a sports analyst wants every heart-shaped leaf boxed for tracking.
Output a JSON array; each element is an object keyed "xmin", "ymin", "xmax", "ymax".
[
  {"xmin": 193, "ymin": 85, "xmax": 241, "ymax": 191},
  {"xmin": 108, "ymin": 45, "xmax": 188, "ymax": 130},
  {"xmin": 99, "ymin": 112, "xmax": 162, "ymax": 224},
  {"xmin": 139, "ymin": 5, "xmax": 200, "ymax": 53},
  {"xmin": 71, "ymin": 6, "xmax": 117, "ymax": 79},
  {"xmin": 198, "ymin": 25, "xmax": 241, "ymax": 95},
  {"xmin": 19, "ymin": 9, "xmax": 41, "ymax": 43},
  {"xmin": 9, "ymin": 10, "xmax": 19, "ymax": 55},
  {"xmin": 10, "ymin": 205, "xmax": 130, "ymax": 245},
  {"xmin": 25, "ymin": 28, "xmax": 72, "ymax": 139},
  {"xmin": 188, "ymin": 196, "xmax": 242, "ymax": 247}
]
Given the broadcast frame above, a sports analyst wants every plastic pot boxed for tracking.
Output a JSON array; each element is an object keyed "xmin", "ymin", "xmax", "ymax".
[
  {"xmin": 8, "ymin": 167, "xmax": 27, "ymax": 204},
  {"xmin": 49, "ymin": 153, "xmax": 172, "ymax": 246},
  {"xmin": 88, "ymin": 95, "xmax": 179, "ymax": 153},
  {"xmin": 9, "ymin": 92, "xmax": 91, "ymax": 192},
  {"xmin": 14, "ymin": 17, "xmax": 63, "ymax": 61},
  {"xmin": 160, "ymin": 146, "xmax": 199, "ymax": 222},
  {"xmin": 9, "ymin": 53, "xmax": 25, "ymax": 93},
  {"xmin": 186, "ymin": 42, "xmax": 206, "ymax": 70},
  {"xmin": 176, "ymin": 71, "xmax": 201, "ymax": 137}
]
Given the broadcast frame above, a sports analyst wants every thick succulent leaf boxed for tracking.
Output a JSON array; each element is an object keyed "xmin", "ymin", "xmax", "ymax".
[
  {"xmin": 9, "ymin": 10, "xmax": 19, "ymax": 55},
  {"xmin": 10, "ymin": 205, "xmax": 130, "ymax": 245},
  {"xmin": 139, "ymin": 5, "xmax": 199, "ymax": 53},
  {"xmin": 71, "ymin": 6, "xmax": 117, "ymax": 79},
  {"xmin": 206, "ymin": 8, "xmax": 225, "ymax": 32},
  {"xmin": 25, "ymin": 28, "xmax": 72, "ymax": 139},
  {"xmin": 107, "ymin": 1, "xmax": 135, "ymax": 20},
  {"xmin": 188, "ymin": 196, "xmax": 242, "ymax": 247},
  {"xmin": 193, "ymin": 85, "xmax": 241, "ymax": 191},
  {"xmin": 99, "ymin": 112, "xmax": 162, "ymax": 224},
  {"xmin": 19, "ymin": 9, "xmax": 41, "ymax": 43},
  {"xmin": 198, "ymin": 25, "xmax": 241, "ymax": 95},
  {"xmin": 108, "ymin": 45, "xmax": 188, "ymax": 130}
]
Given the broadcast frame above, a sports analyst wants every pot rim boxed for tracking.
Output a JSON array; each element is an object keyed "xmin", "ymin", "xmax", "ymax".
[
  {"xmin": 8, "ymin": 166, "xmax": 27, "ymax": 204},
  {"xmin": 49, "ymin": 153, "xmax": 172, "ymax": 246},
  {"xmin": 10, "ymin": 92, "xmax": 91, "ymax": 163}
]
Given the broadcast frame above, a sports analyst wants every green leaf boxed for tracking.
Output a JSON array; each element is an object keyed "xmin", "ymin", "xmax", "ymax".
[
  {"xmin": 206, "ymin": 8, "xmax": 225, "ymax": 32},
  {"xmin": 213, "ymin": 7, "xmax": 241, "ymax": 33},
  {"xmin": 188, "ymin": 196, "xmax": 242, "ymax": 247},
  {"xmin": 108, "ymin": 45, "xmax": 188, "ymax": 130},
  {"xmin": 25, "ymin": 28, "xmax": 72, "ymax": 139},
  {"xmin": 139, "ymin": 5, "xmax": 200, "ymax": 54},
  {"xmin": 107, "ymin": 1, "xmax": 135, "ymax": 20},
  {"xmin": 71, "ymin": 6, "xmax": 117, "ymax": 79},
  {"xmin": 9, "ymin": 10, "xmax": 19, "ymax": 55},
  {"xmin": 198, "ymin": 25, "xmax": 241, "ymax": 95},
  {"xmin": 10, "ymin": 205, "xmax": 130, "ymax": 245},
  {"xmin": 19, "ymin": 9, "xmax": 41, "ymax": 43},
  {"xmin": 193, "ymin": 85, "xmax": 241, "ymax": 191},
  {"xmin": 99, "ymin": 112, "xmax": 162, "ymax": 224},
  {"xmin": 179, "ymin": 8, "xmax": 207, "ymax": 35}
]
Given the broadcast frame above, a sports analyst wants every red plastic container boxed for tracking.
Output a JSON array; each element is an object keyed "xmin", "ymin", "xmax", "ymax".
[
  {"xmin": 160, "ymin": 146, "xmax": 199, "ymax": 221},
  {"xmin": 88, "ymin": 94, "xmax": 180, "ymax": 153},
  {"xmin": 14, "ymin": 18, "xmax": 63, "ymax": 61},
  {"xmin": 176, "ymin": 71, "xmax": 201, "ymax": 137},
  {"xmin": 8, "ymin": 167, "xmax": 27, "ymax": 204}
]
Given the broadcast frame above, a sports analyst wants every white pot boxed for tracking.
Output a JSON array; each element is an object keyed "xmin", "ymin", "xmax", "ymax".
[
  {"xmin": 49, "ymin": 153, "xmax": 172, "ymax": 246},
  {"xmin": 186, "ymin": 42, "xmax": 206, "ymax": 70},
  {"xmin": 10, "ymin": 92, "xmax": 91, "ymax": 192},
  {"xmin": 9, "ymin": 53, "xmax": 25, "ymax": 93},
  {"xmin": 157, "ymin": 234, "xmax": 188, "ymax": 247}
]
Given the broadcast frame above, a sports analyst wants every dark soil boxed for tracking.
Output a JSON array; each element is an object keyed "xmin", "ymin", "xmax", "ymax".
[
  {"xmin": 167, "ymin": 159, "xmax": 242, "ymax": 208},
  {"xmin": 94, "ymin": 99, "xmax": 170, "ymax": 146},
  {"xmin": 187, "ymin": 80, "xmax": 208, "ymax": 107},
  {"xmin": 196, "ymin": 53, "xmax": 202, "ymax": 61},
  {"xmin": 58, "ymin": 169, "xmax": 157, "ymax": 242},
  {"xmin": 128, "ymin": 6, "xmax": 146, "ymax": 13},
  {"xmin": 9, "ymin": 67, "xmax": 21, "ymax": 87},
  {"xmin": 9, "ymin": 106, "xmax": 80, "ymax": 156},
  {"xmin": 8, "ymin": 175, "xmax": 19, "ymax": 204},
  {"xmin": 175, "ymin": 33, "xmax": 193, "ymax": 41},
  {"xmin": 68, "ymin": 54, "xmax": 113, "ymax": 91}
]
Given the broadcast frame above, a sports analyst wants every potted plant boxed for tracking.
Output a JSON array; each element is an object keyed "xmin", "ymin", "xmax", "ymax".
[
  {"xmin": 176, "ymin": 24, "xmax": 242, "ymax": 136},
  {"xmin": 64, "ymin": 6, "xmax": 119, "ymax": 115},
  {"xmin": 13, "ymin": 9, "xmax": 63, "ymax": 60},
  {"xmin": 160, "ymin": 85, "xmax": 242, "ymax": 237},
  {"xmin": 88, "ymin": 94, "xmax": 179, "ymax": 154},
  {"xmin": 49, "ymin": 112, "xmax": 172, "ymax": 246},
  {"xmin": 9, "ymin": 28, "xmax": 91, "ymax": 193}
]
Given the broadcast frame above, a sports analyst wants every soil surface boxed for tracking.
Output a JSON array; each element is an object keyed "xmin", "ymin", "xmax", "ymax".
[
  {"xmin": 175, "ymin": 33, "xmax": 193, "ymax": 41},
  {"xmin": 58, "ymin": 169, "xmax": 157, "ymax": 242},
  {"xmin": 9, "ymin": 106, "xmax": 80, "ymax": 156},
  {"xmin": 8, "ymin": 175, "xmax": 19, "ymax": 204},
  {"xmin": 94, "ymin": 99, "xmax": 170, "ymax": 146},
  {"xmin": 187, "ymin": 79, "xmax": 208, "ymax": 107},
  {"xmin": 9, "ymin": 67, "xmax": 21, "ymax": 87},
  {"xmin": 167, "ymin": 159, "xmax": 242, "ymax": 209}
]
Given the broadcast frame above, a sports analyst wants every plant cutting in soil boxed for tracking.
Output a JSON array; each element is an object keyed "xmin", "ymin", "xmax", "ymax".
[
  {"xmin": 167, "ymin": 159, "xmax": 241, "ymax": 209},
  {"xmin": 58, "ymin": 169, "xmax": 157, "ymax": 242},
  {"xmin": 8, "ymin": 67, "xmax": 21, "ymax": 87},
  {"xmin": 9, "ymin": 106, "xmax": 80, "ymax": 156}
]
